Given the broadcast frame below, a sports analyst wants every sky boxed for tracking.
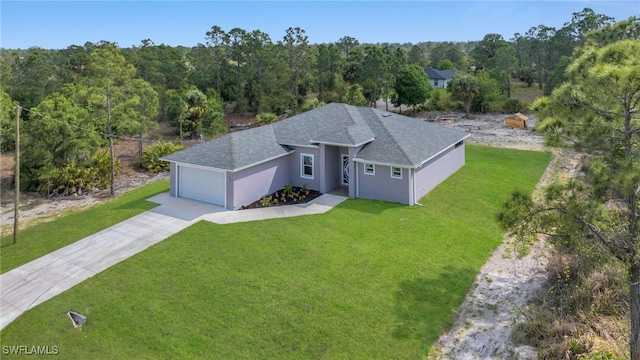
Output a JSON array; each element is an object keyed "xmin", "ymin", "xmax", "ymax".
[{"xmin": 1, "ymin": 1, "xmax": 639, "ymax": 49}]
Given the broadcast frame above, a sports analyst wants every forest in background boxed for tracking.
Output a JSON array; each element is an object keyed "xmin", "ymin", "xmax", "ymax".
[{"xmin": 0, "ymin": 8, "xmax": 637, "ymax": 194}]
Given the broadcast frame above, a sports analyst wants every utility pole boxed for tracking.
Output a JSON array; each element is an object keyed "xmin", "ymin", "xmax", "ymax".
[
  {"xmin": 13, "ymin": 105, "xmax": 21, "ymax": 245},
  {"xmin": 107, "ymin": 83, "xmax": 115, "ymax": 196}
]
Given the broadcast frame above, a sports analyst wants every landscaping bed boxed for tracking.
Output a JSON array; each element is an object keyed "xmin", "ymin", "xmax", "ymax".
[{"xmin": 240, "ymin": 185, "xmax": 322, "ymax": 209}]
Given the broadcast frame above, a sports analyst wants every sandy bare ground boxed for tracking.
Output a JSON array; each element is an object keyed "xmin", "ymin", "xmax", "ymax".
[
  {"xmin": 1, "ymin": 112, "xmax": 577, "ymax": 358},
  {"xmin": 423, "ymin": 112, "xmax": 582, "ymax": 359}
]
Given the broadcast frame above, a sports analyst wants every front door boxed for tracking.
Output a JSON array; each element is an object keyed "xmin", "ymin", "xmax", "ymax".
[{"xmin": 341, "ymin": 154, "xmax": 350, "ymax": 185}]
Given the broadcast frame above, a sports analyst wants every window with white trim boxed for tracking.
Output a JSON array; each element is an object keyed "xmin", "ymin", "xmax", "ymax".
[
  {"xmin": 301, "ymin": 153, "xmax": 314, "ymax": 179},
  {"xmin": 364, "ymin": 163, "xmax": 375, "ymax": 175},
  {"xmin": 391, "ymin": 167, "xmax": 402, "ymax": 179}
]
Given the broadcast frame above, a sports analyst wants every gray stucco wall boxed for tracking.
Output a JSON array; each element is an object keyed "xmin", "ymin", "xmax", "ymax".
[
  {"xmin": 289, "ymin": 146, "xmax": 320, "ymax": 190},
  {"xmin": 169, "ymin": 162, "xmax": 178, "ymax": 197},
  {"xmin": 414, "ymin": 143, "xmax": 465, "ymax": 202},
  {"xmin": 230, "ymin": 155, "xmax": 291, "ymax": 210},
  {"xmin": 357, "ymin": 164, "xmax": 410, "ymax": 204}
]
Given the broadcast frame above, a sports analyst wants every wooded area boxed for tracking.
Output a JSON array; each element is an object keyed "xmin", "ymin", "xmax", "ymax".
[{"xmin": 2, "ymin": 7, "xmax": 636, "ymax": 202}]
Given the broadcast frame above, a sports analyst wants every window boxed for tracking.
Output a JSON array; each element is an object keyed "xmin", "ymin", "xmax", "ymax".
[
  {"xmin": 301, "ymin": 154, "xmax": 314, "ymax": 179},
  {"xmin": 434, "ymin": 79, "xmax": 439, "ymax": 87},
  {"xmin": 364, "ymin": 163, "xmax": 375, "ymax": 175},
  {"xmin": 391, "ymin": 167, "xmax": 402, "ymax": 179}
]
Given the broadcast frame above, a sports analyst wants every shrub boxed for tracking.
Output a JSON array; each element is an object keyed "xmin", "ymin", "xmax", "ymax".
[
  {"xmin": 504, "ymin": 98, "xmax": 523, "ymax": 113},
  {"xmin": 202, "ymin": 110, "xmax": 227, "ymax": 136},
  {"xmin": 424, "ymin": 89, "xmax": 455, "ymax": 111},
  {"xmin": 91, "ymin": 150, "xmax": 121, "ymax": 189},
  {"xmin": 511, "ymin": 251, "xmax": 629, "ymax": 359},
  {"xmin": 260, "ymin": 196, "xmax": 271, "ymax": 207},
  {"xmin": 255, "ymin": 112, "xmax": 278, "ymax": 125},
  {"xmin": 301, "ymin": 98, "xmax": 324, "ymax": 112},
  {"xmin": 140, "ymin": 141, "xmax": 185, "ymax": 173},
  {"xmin": 34, "ymin": 150, "xmax": 121, "ymax": 196}
]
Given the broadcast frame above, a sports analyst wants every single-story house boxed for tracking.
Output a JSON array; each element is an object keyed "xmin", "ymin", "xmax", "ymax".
[
  {"xmin": 161, "ymin": 103, "xmax": 470, "ymax": 210},
  {"xmin": 424, "ymin": 68, "xmax": 456, "ymax": 89}
]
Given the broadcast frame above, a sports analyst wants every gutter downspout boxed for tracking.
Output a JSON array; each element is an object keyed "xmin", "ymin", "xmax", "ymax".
[
  {"xmin": 410, "ymin": 168, "xmax": 415, "ymax": 205},
  {"xmin": 355, "ymin": 162, "xmax": 359, "ymax": 199}
]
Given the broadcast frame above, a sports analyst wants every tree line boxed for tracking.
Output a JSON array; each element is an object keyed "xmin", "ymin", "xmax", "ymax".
[{"xmin": 0, "ymin": 8, "xmax": 638, "ymax": 195}]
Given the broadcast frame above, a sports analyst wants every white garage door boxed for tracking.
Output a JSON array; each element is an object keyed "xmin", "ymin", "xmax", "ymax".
[{"xmin": 178, "ymin": 166, "xmax": 225, "ymax": 206}]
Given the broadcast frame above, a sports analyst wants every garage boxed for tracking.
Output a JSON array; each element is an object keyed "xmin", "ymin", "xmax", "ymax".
[{"xmin": 178, "ymin": 165, "xmax": 226, "ymax": 206}]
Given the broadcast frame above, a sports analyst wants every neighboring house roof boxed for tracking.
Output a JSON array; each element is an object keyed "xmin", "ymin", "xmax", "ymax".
[
  {"xmin": 162, "ymin": 103, "xmax": 469, "ymax": 171},
  {"xmin": 424, "ymin": 68, "xmax": 456, "ymax": 80}
]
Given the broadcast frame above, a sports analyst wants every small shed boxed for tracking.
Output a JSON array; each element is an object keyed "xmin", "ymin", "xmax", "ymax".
[{"xmin": 506, "ymin": 113, "xmax": 528, "ymax": 129}]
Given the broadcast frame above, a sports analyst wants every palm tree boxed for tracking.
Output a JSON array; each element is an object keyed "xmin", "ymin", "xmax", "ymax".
[
  {"xmin": 448, "ymin": 75, "xmax": 479, "ymax": 119},
  {"xmin": 185, "ymin": 89, "xmax": 210, "ymax": 139}
]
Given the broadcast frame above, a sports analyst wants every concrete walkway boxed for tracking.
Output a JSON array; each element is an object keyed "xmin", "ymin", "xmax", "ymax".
[{"xmin": 0, "ymin": 193, "xmax": 346, "ymax": 330}]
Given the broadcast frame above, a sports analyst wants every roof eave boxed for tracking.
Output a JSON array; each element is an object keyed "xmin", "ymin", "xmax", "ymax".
[
  {"xmin": 313, "ymin": 137, "xmax": 375, "ymax": 148},
  {"xmin": 414, "ymin": 134, "xmax": 470, "ymax": 169},
  {"xmin": 161, "ymin": 149, "xmax": 295, "ymax": 173},
  {"xmin": 277, "ymin": 142, "xmax": 320, "ymax": 149},
  {"xmin": 165, "ymin": 160, "xmax": 229, "ymax": 172},
  {"xmin": 352, "ymin": 158, "xmax": 412, "ymax": 168}
]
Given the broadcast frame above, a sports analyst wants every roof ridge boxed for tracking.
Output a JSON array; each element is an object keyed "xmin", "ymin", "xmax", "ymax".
[
  {"xmin": 344, "ymin": 104, "xmax": 369, "ymax": 143},
  {"xmin": 369, "ymin": 108, "xmax": 414, "ymax": 165},
  {"xmin": 229, "ymin": 127, "xmax": 239, "ymax": 167}
]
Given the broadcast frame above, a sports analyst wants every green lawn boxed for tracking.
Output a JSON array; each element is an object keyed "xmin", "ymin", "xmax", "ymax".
[
  {"xmin": 0, "ymin": 180, "xmax": 169, "ymax": 273},
  {"xmin": 0, "ymin": 147, "xmax": 551, "ymax": 359}
]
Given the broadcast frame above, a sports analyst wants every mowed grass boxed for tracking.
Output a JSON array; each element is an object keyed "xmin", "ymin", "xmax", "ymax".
[
  {"xmin": 0, "ymin": 147, "xmax": 551, "ymax": 358},
  {"xmin": 0, "ymin": 180, "xmax": 169, "ymax": 273}
]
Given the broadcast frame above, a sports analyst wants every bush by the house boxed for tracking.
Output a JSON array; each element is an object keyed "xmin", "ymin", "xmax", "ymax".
[{"xmin": 140, "ymin": 141, "xmax": 185, "ymax": 173}]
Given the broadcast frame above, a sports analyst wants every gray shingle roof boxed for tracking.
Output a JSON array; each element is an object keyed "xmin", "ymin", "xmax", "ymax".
[
  {"xmin": 273, "ymin": 102, "xmax": 375, "ymax": 146},
  {"xmin": 424, "ymin": 68, "xmax": 456, "ymax": 80},
  {"xmin": 162, "ymin": 103, "xmax": 469, "ymax": 170},
  {"xmin": 355, "ymin": 108, "xmax": 469, "ymax": 167},
  {"xmin": 160, "ymin": 124, "xmax": 293, "ymax": 171}
]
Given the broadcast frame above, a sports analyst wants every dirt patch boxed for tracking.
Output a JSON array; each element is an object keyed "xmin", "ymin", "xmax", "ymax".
[{"xmin": 419, "ymin": 111, "xmax": 545, "ymax": 151}]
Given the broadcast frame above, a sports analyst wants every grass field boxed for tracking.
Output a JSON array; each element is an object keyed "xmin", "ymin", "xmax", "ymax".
[
  {"xmin": 511, "ymin": 83, "xmax": 544, "ymax": 107},
  {"xmin": 0, "ymin": 180, "xmax": 169, "ymax": 273},
  {"xmin": 0, "ymin": 146, "xmax": 551, "ymax": 358}
]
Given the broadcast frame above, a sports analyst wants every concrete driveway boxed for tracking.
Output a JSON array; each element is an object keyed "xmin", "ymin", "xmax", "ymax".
[{"xmin": 0, "ymin": 193, "xmax": 346, "ymax": 330}]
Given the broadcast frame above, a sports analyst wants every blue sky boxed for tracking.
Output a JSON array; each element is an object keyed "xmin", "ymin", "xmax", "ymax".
[{"xmin": 1, "ymin": 1, "xmax": 639, "ymax": 49}]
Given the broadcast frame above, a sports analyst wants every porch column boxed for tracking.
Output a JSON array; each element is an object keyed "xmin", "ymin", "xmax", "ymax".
[
  {"xmin": 348, "ymin": 147, "xmax": 357, "ymax": 198},
  {"xmin": 318, "ymin": 144, "xmax": 327, "ymax": 193}
]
